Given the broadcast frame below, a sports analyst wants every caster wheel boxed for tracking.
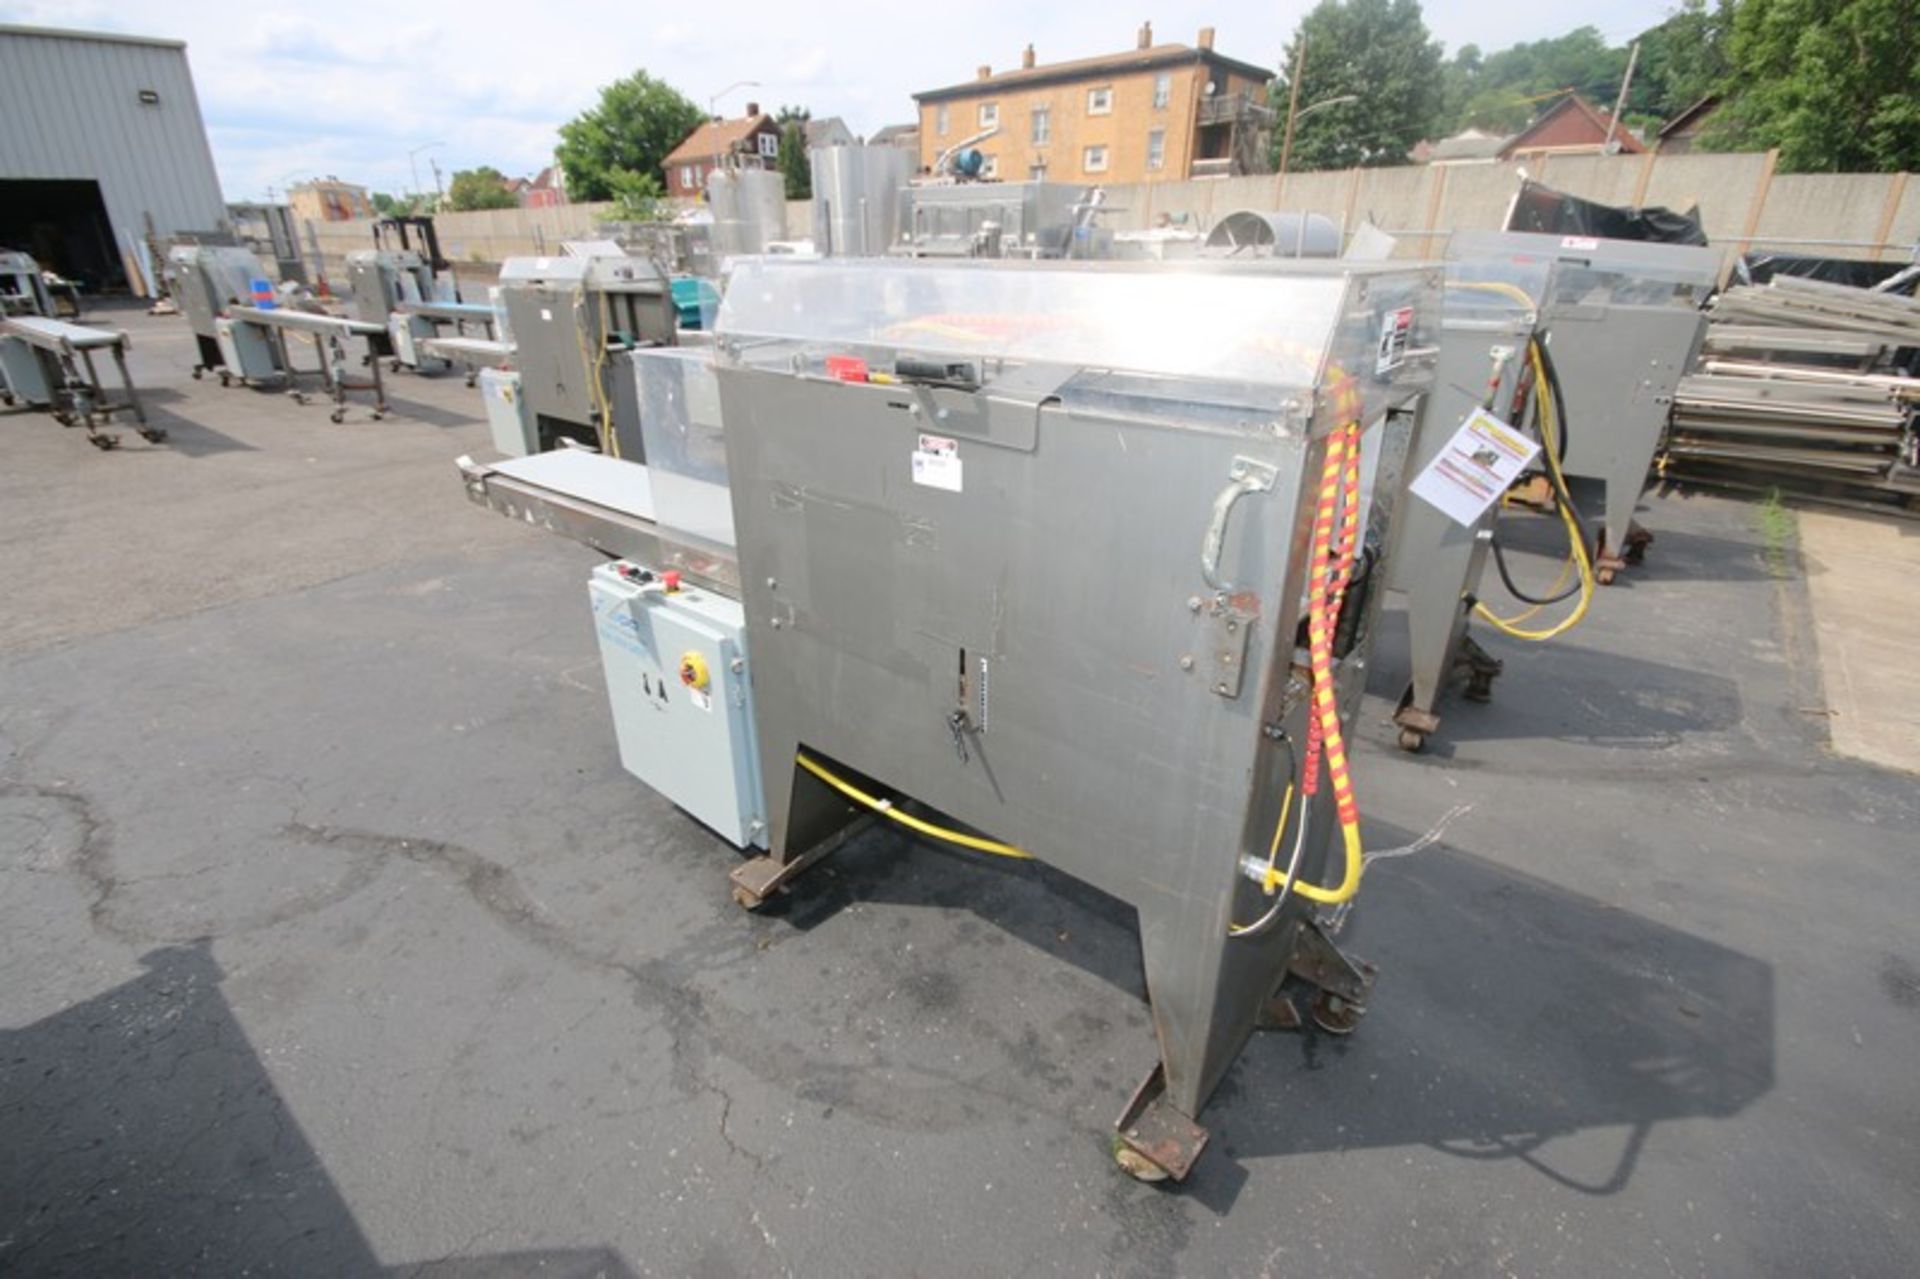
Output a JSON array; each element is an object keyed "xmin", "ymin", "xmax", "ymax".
[
  {"xmin": 1397, "ymin": 727, "xmax": 1426, "ymax": 753},
  {"xmin": 89, "ymin": 435, "xmax": 118, "ymax": 451},
  {"xmin": 1310, "ymin": 990, "xmax": 1364, "ymax": 1036},
  {"xmin": 1111, "ymin": 1134, "xmax": 1172, "ymax": 1183},
  {"xmin": 329, "ymin": 409, "xmax": 345, "ymax": 424},
  {"xmin": 219, "ymin": 373, "xmax": 231, "ymax": 387},
  {"xmin": 1596, "ymin": 564, "xmax": 1618, "ymax": 586},
  {"xmin": 371, "ymin": 412, "xmax": 384, "ymax": 421},
  {"xmin": 192, "ymin": 367, "xmax": 203, "ymax": 380},
  {"xmin": 142, "ymin": 429, "xmax": 169, "ymax": 443},
  {"xmin": 1464, "ymin": 676, "xmax": 1495, "ymax": 704},
  {"xmin": 391, "ymin": 360, "xmax": 403, "ymax": 374}
]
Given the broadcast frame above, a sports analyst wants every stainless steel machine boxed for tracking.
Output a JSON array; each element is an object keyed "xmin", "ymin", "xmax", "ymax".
[
  {"xmin": 811, "ymin": 145, "xmax": 912, "ymax": 258},
  {"xmin": 707, "ymin": 169, "xmax": 787, "ymax": 258},
  {"xmin": 1384, "ymin": 251, "xmax": 1556, "ymax": 750},
  {"xmin": 459, "ymin": 256, "xmax": 1441, "ymax": 1181},
  {"xmin": 224, "ymin": 305, "xmax": 390, "ymax": 422},
  {"xmin": 0, "ymin": 249, "xmax": 54, "ymax": 317},
  {"xmin": 163, "ymin": 244, "xmax": 282, "ymax": 384},
  {"xmin": 1447, "ymin": 231, "xmax": 1719, "ymax": 580},
  {"xmin": 895, "ymin": 182, "xmax": 1110, "ymax": 259},
  {"xmin": 0, "ymin": 315, "xmax": 160, "ymax": 449},
  {"xmin": 493, "ymin": 250, "xmax": 676, "ymax": 454}
]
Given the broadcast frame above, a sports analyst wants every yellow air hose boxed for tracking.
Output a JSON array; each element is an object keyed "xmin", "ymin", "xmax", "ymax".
[
  {"xmin": 795, "ymin": 752, "xmax": 1033, "ymax": 861},
  {"xmin": 1471, "ymin": 339, "xmax": 1596, "ymax": 641}
]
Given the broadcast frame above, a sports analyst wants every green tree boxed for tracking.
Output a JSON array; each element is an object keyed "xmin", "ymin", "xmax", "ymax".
[
  {"xmin": 370, "ymin": 192, "xmax": 419, "ymax": 217},
  {"xmin": 1443, "ymin": 26, "xmax": 1627, "ymax": 134},
  {"xmin": 1630, "ymin": 0, "xmax": 1737, "ymax": 125},
  {"xmin": 775, "ymin": 104, "xmax": 812, "ymax": 200},
  {"xmin": 445, "ymin": 166, "xmax": 518, "ymax": 212},
  {"xmin": 1709, "ymin": 0, "xmax": 1920, "ymax": 171},
  {"xmin": 1275, "ymin": 0, "xmax": 1443, "ymax": 170},
  {"xmin": 557, "ymin": 70, "xmax": 705, "ymax": 201},
  {"xmin": 607, "ymin": 168, "xmax": 668, "ymax": 222}
]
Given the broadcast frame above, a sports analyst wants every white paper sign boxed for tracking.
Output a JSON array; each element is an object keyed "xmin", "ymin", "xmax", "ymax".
[
  {"xmin": 1408, "ymin": 407, "xmax": 1541, "ymax": 527},
  {"xmin": 911, "ymin": 432, "xmax": 963, "ymax": 492}
]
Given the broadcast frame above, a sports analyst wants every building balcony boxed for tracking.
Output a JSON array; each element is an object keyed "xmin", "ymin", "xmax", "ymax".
[{"xmin": 1197, "ymin": 91, "xmax": 1276, "ymax": 128}]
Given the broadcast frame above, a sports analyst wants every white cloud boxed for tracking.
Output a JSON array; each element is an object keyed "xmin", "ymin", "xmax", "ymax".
[{"xmin": 0, "ymin": 0, "xmax": 1681, "ymax": 202}]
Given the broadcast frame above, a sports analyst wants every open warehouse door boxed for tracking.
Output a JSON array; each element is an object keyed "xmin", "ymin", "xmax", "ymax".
[{"xmin": 0, "ymin": 179, "xmax": 127, "ymax": 295}]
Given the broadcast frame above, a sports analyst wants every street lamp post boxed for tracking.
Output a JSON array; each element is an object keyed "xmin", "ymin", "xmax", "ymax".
[
  {"xmin": 1279, "ymin": 94, "xmax": 1359, "ymax": 181},
  {"xmin": 408, "ymin": 141, "xmax": 445, "ymax": 206}
]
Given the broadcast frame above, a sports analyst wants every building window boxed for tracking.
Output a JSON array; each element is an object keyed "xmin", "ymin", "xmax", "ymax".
[
  {"xmin": 1147, "ymin": 129, "xmax": 1166, "ymax": 171},
  {"xmin": 1031, "ymin": 106, "xmax": 1050, "ymax": 145},
  {"xmin": 980, "ymin": 102, "xmax": 999, "ymax": 128},
  {"xmin": 936, "ymin": 104, "xmax": 949, "ymax": 135},
  {"xmin": 679, "ymin": 165, "xmax": 693, "ymax": 189},
  {"xmin": 982, "ymin": 154, "xmax": 999, "ymax": 178},
  {"xmin": 1087, "ymin": 86, "xmax": 1113, "ymax": 115},
  {"xmin": 757, "ymin": 131, "xmax": 778, "ymax": 158},
  {"xmin": 1153, "ymin": 74, "xmax": 1171, "ymax": 109},
  {"xmin": 1083, "ymin": 144, "xmax": 1108, "ymax": 174}
]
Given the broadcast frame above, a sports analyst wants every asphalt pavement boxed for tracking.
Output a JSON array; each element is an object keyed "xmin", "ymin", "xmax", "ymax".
[{"xmin": 2, "ymin": 302, "xmax": 1915, "ymax": 1276}]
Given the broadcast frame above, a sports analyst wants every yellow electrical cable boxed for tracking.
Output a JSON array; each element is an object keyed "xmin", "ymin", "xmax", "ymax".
[
  {"xmin": 1450, "ymin": 279, "xmax": 1538, "ymax": 310},
  {"xmin": 1472, "ymin": 340, "xmax": 1596, "ymax": 642},
  {"xmin": 794, "ymin": 752, "xmax": 1034, "ymax": 861}
]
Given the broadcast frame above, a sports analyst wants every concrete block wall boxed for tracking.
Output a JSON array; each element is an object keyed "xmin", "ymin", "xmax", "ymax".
[{"xmin": 294, "ymin": 154, "xmax": 1919, "ymax": 283}]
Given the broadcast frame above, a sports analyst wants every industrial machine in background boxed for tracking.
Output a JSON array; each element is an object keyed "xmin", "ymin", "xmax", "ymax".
[
  {"xmin": 1385, "ymin": 249, "xmax": 1592, "ymax": 750},
  {"xmin": 163, "ymin": 244, "xmax": 282, "ymax": 384},
  {"xmin": 707, "ymin": 169, "xmax": 788, "ymax": 259},
  {"xmin": 1, "ymin": 249, "xmax": 55, "ymax": 317},
  {"xmin": 810, "ymin": 145, "xmax": 912, "ymax": 258},
  {"xmin": 223, "ymin": 304, "xmax": 390, "ymax": 422},
  {"xmin": 0, "ymin": 250, "xmax": 160, "ymax": 449},
  {"xmin": 345, "ymin": 216, "xmax": 473, "ymax": 374},
  {"xmin": 896, "ymin": 182, "xmax": 1111, "ymax": 259},
  {"xmin": 1448, "ymin": 230, "xmax": 1719, "ymax": 581},
  {"xmin": 460, "ymin": 255, "xmax": 1443, "ymax": 1182},
  {"xmin": 493, "ymin": 246, "xmax": 676, "ymax": 455}
]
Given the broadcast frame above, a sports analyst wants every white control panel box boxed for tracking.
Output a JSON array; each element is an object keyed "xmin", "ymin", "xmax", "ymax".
[{"xmin": 589, "ymin": 560, "xmax": 766, "ymax": 848}]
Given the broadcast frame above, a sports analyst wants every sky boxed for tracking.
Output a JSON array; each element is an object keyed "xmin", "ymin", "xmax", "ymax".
[{"xmin": 1, "ymin": 0, "xmax": 1683, "ymax": 203}]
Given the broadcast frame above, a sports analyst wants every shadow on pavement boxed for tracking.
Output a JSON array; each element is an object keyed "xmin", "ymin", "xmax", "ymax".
[
  {"xmin": 0, "ymin": 942, "xmax": 636, "ymax": 1277},
  {"xmin": 767, "ymin": 812, "xmax": 1774, "ymax": 1216}
]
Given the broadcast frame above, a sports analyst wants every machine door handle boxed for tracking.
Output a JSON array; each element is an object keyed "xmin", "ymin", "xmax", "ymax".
[{"xmin": 1201, "ymin": 456, "xmax": 1279, "ymax": 592}]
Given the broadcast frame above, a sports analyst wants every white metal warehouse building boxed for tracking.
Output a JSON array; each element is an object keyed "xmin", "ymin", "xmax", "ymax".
[{"xmin": 0, "ymin": 24, "xmax": 226, "ymax": 293}]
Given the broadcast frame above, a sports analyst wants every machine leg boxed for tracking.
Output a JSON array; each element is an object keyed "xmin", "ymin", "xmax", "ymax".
[
  {"xmin": 110, "ymin": 344, "xmax": 162, "ymax": 443},
  {"xmin": 369, "ymin": 340, "xmax": 388, "ymax": 418},
  {"xmin": 728, "ymin": 751, "xmax": 868, "ymax": 909},
  {"xmin": 1597, "ymin": 476, "xmax": 1647, "ymax": 584},
  {"xmin": 1457, "ymin": 634, "xmax": 1503, "ymax": 703}
]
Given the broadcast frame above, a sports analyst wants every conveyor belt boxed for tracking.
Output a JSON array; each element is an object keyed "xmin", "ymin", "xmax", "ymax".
[
  {"xmin": 419, "ymin": 336, "xmax": 514, "ymax": 365},
  {"xmin": 457, "ymin": 448, "xmax": 737, "ymax": 595},
  {"xmin": 229, "ymin": 305, "xmax": 385, "ymax": 337},
  {"xmin": 0, "ymin": 316, "xmax": 128, "ymax": 351}
]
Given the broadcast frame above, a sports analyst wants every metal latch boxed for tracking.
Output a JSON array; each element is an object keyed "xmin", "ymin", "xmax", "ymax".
[{"xmin": 1206, "ymin": 599, "xmax": 1255, "ymax": 699}]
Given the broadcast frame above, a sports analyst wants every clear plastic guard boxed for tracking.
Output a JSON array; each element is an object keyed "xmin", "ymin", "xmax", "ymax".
[{"xmin": 633, "ymin": 347, "xmax": 735, "ymax": 548}]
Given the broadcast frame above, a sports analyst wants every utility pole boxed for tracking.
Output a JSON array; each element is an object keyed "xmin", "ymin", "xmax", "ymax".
[
  {"xmin": 1605, "ymin": 41, "xmax": 1640, "ymax": 152},
  {"xmin": 430, "ymin": 157, "xmax": 445, "ymax": 203},
  {"xmin": 1278, "ymin": 36, "xmax": 1308, "ymax": 181}
]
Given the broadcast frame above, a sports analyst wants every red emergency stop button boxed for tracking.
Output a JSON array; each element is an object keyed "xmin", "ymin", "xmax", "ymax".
[{"xmin": 662, "ymin": 570, "xmax": 682, "ymax": 592}]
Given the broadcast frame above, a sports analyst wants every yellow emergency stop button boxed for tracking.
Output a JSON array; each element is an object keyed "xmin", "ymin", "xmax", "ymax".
[{"xmin": 677, "ymin": 651, "xmax": 710, "ymax": 692}]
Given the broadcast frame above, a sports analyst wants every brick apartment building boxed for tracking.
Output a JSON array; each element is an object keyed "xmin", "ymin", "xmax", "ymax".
[{"xmin": 913, "ymin": 24, "xmax": 1274, "ymax": 184}]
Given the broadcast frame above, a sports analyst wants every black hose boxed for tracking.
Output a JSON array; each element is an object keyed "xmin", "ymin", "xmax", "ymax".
[
  {"xmin": 1534, "ymin": 332, "xmax": 1573, "ymax": 463},
  {"xmin": 1482, "ymin": 338, "xmax": 1593, "ymax": 607},
  {"xmin": 1489, "ymin": 536, "xmax": 1583, "ymax": 606}
]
